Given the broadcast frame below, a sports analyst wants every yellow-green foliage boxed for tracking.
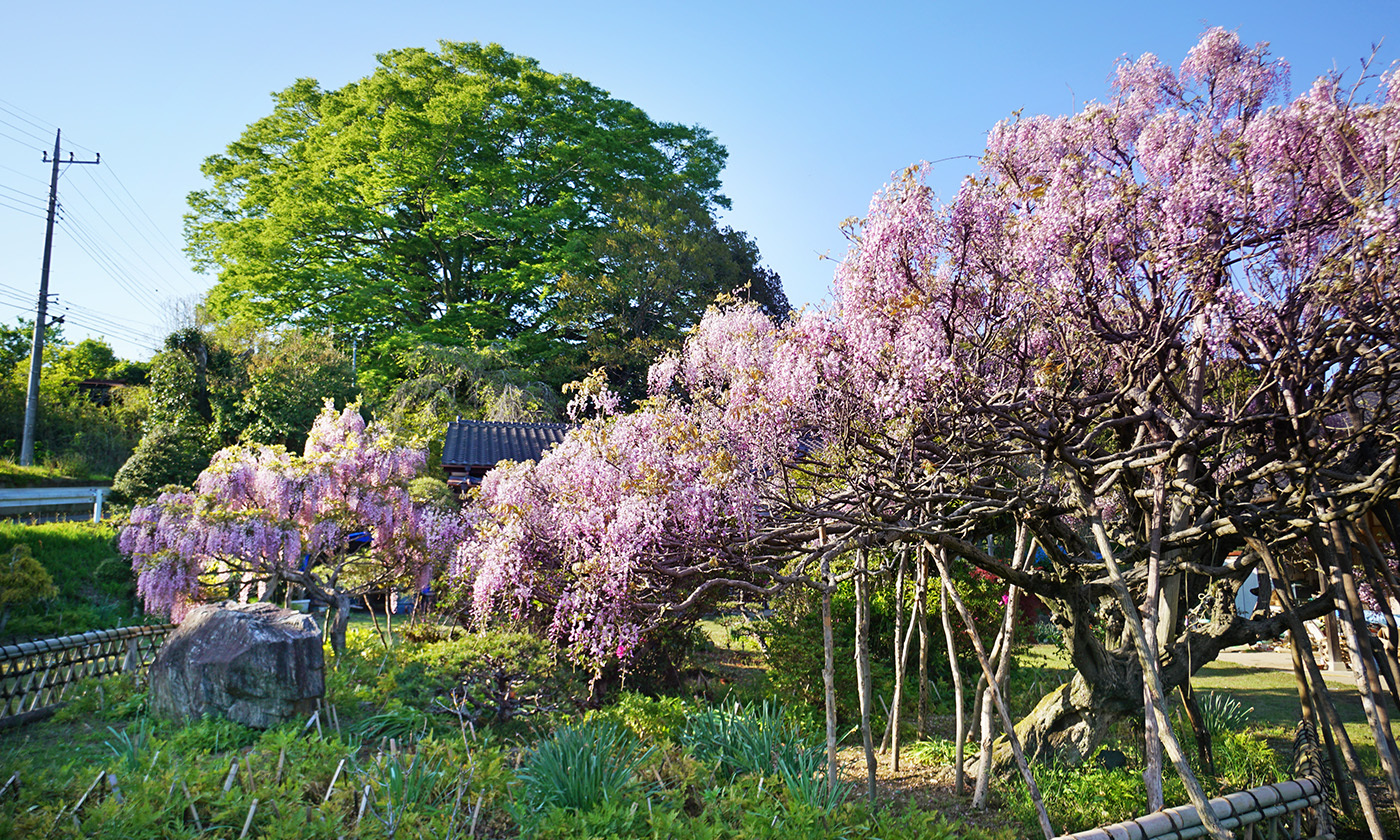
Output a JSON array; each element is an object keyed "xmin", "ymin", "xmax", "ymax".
[
  {"xmin": 0, "ymin": 521, "xmax": 141, "ymax": 638},
  {"xmin": 0, "ymin": 544, "xmax": 57, "ymax": 617}
]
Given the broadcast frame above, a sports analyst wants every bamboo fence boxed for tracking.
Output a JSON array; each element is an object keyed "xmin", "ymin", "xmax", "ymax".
[{"xmin": 0, "ymin": 624, "xmax": 175, "ymax": 724}]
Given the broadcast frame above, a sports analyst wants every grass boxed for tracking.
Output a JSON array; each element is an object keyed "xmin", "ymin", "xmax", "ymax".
[
  {"xmin": 0, "ymin": 458, "xmax": 112, "ymax": 487},
  {"xmin": 0, "ymin": 520, "xmax": 146, "ymax": 640},
  {"xmin": 0, "ymin": 626, "xmax": 1015, "ymax": 840}
]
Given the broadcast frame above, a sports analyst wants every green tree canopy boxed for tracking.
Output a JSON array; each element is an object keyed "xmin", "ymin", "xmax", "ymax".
[{"xmin": 186, "ymin": 41, "xmax": 782, "ymax": 390}]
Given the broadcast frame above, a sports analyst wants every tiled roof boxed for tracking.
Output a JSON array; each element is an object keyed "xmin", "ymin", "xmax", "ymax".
[{"xmin": 441, "ymin": 419, "xmax": 572, "ymax": 470}]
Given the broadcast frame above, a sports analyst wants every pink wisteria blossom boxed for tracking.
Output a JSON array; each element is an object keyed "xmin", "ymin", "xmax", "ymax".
[{"xmin": 120, "ymin": 402, "xmax": 466, "ymax": 650}]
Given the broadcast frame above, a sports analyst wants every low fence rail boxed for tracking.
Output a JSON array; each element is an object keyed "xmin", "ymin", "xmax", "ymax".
[
  {"xmin": 0, "ymin": 486, "xmax": 110, "ymax": 522},
  {"xmin": 1054, "ymin": 776, "xmax": 1330, "ymax": 840},
  {"xmin": 0, "ymin": 624, "xmax": 175, "ymax": 725}
]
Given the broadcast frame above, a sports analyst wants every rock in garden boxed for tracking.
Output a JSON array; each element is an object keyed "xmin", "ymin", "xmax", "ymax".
[{"xmin": 148, "ymin": 602, "xmax": 324, "ymax": 728}]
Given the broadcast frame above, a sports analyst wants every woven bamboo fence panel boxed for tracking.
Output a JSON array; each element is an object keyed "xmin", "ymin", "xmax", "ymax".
[{"xmin": 0, "ymin": 624, "xmax": 175, "ymax": 721}]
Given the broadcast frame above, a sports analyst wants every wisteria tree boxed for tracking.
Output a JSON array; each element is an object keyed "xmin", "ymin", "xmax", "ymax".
[
  {"xmin": 455, "ymin": 372, "xmax": 788, "ymax": 687},
  {"xmin": 120, "ymin": 403, "xmax": 467, "ymax": 652},
  {"xmin": 715, "ymin": 29, "xmax": 1400, "ymax": 838},
  {"xmin": 452, "ymin": 29, "xmax": 1399, "ymax": 838}
]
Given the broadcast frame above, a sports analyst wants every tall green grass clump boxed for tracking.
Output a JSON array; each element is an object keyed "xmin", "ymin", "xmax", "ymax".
[
  {"xmin": 681, "ymin": 699, "xmax": 848, "ymax": 815},
  {"xmin": 515, "ymin": 719, "xmax": 653, "ymax": 816}
]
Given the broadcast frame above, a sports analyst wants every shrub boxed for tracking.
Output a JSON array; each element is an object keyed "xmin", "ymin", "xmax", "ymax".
[
  {"xmin": 0, "ymin": 521, "xmax": 143, "ymax": 639},
  {"xmin": 110, "ymin": 421, "xmax": 216, "ymax": 502},
  {"xmin": 400, "ymin": 630, "xmax": 577, "ymax": 723},
  {"xmin": 0, "ymin": 544, "xmax": 56, "ymax": 631},
  {"xmin": 597, "ymin": 691, "xmax": 690, "ymax": 741}
]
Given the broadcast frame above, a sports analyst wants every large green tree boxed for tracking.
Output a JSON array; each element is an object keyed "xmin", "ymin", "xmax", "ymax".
[{"xmin": 186, "ymin": 41, "xmax": 780, "ymax": 390}]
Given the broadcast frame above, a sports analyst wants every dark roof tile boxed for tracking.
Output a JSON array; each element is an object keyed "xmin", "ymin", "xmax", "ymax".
[{"xmin": 442, "ymin": 419, "xmax": 572, "ymax": 469}]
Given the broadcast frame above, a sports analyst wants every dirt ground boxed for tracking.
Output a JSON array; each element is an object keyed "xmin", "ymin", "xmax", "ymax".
[{"xmin": 832, "ymin": 741, "xmax": 1015, "ymax": 834}]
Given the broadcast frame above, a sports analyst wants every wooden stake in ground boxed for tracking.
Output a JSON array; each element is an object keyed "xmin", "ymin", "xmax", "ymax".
[
  {"xmin": 181, "ymin": 781, "xmax": 203, "ymax": 832},
  {"xmin": 1249, "ymin": 532, "xmax": 1384, "ymax": 838},
  {"xmin": 927, "ymin": 541, "xmax": 1055, "ymax": 840},
  {"xmin": 238, "ymin": 799, "xmax": 258, "ymax": 839},
  {"xmin": 938, "ymin": 561, "xmax": 966, "ymax": 797},
  {"xmin": 1079, "ymin": 506, "xmax": 1231, "ymax": 840},
  {"xmin": 820, "ymin": 526, "xmax": 840, "ymax": 793},
  {"xmin": 916, "ymin": 547, "xmax": 930, "ymax": 739},
  {"xmin": 853, "ymin": 547, "xmax": 878, "ymax": 805},
  {"xmin": 324, "ymin": 758, "xmax": 346, "ymax": 804}
]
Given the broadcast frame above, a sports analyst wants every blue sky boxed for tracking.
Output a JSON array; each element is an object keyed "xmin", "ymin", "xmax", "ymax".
[{"xmin": 1, "ymin": 0, "xmax": 1396, "ymax": 360}]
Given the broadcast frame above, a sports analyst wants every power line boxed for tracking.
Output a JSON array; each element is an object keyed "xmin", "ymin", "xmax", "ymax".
[
  {"xmin": 0, "ymin": 114, "xmax": 51, "ymax": 146},
  {"xmin": 0, "ymin": 282, "xmax": 155, "ymax": 348},
  {"xmin": 62, "ymin": 177, "xmax": 183, "ymax": 300},
  {"xmin": 0, "ymin": 99, "xmax": 56, "ymax": 134},
  {"xmin": 71, "ymin": 165, "xmax": 202, "ymax": 294},
  {"xmin": 89, "ymin": 163, "xmax": 202, "ymax": 292},
  {"xmin": 0, "ymin": 161, "xmax": 48, "ymax": 186},
  {"xmin": 0, "ymin": 99, "xmax": 98, "ymax": 157},
  {"xmin": 0, "ymin": 128, "xmax": 45, "ymax": 152},
  {"xmin": 57, "ymin": 216, "xmax": 166, "ymax": 316},
  {"xmin": 0, "ymin": 197, "xmax": 45, "ymax": 219},
  {"xmin": 0, "ymin": 182, "xmax": 48, "ymax": 211}
]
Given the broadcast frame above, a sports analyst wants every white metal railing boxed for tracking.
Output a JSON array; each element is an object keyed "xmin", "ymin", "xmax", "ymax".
[{"xmin": 0, "ymin": 486, "xmax": 109, "ymax": 522}]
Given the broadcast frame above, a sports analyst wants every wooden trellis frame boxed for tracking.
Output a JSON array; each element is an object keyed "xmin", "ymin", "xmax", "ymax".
[{"xmin": 0, "ymin": 624, "xmax": 175, "ymax": 724}]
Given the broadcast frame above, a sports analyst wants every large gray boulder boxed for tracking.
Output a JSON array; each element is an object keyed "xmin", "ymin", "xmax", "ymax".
[{"xmin": 148, "ymin": 602, "xmax": 324, "ymax": 728}]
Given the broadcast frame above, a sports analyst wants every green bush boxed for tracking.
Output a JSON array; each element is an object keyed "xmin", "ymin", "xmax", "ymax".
[
  {"xmin": 110, "ymin": 420, "xmax": 217, "ymax": 502},
  {"xmin": 0, "ymin": 543, "xmax": 57, "ymax": 631},
  {"xmin": 597, "ymin": 691, "xmax": 691, "ymax": 741}
]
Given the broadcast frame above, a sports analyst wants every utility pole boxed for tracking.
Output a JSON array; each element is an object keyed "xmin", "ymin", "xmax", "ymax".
[{"xmin": 20, "ymin": 129, "xmax": 99, "ymax": 466}]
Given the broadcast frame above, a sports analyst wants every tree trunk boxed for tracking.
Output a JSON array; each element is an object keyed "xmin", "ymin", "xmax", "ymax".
[
  {"xmin": 929, "ymin": 543, "xmax": 1055, "ymax": 839},
  {"xmin": 890, "ymin": 589, "xmax": 919, "ymax": 771},
  {"xmin": 1142, "ymin": 474, "xmax": 1167, "ymax": 813},
  {"xmin": 1177, "ymin": 682, "xmax": 1214, "ymax": 775},
  {"xmin": 329, "ymin": 592, "xmax": 351, "ymax": 654},
  {"xmin": 976, "ymin": 559, "xmax": 1021, "ymax": 808},
  {"xmin": 882, "ymin": 551, "xmax": 906, "ymax": 756}
]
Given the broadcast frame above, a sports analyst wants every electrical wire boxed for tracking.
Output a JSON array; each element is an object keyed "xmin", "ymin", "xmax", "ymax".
[
  {"xmin": 72, "ymin": 165, "xmax": 203, "ymax": 294},
  {"xmin": 0, "ymin": 197, "xmax": 45, "ymax": 219},
  {"xmin": 62, "ymin": 177, "xmax": 181, "ymax": 301},
  {"xmin": 0, "ymin": 161, "xmax": 48, "ymax": 187},
  {"xmin": 0, "ymin": 182, "xmax": 48, "ymax": 212},
  {"xmin": 0, "ymin": 115, "xmax": 51, "ymax": 146},
  {"xmin": 91, "ymin": 165, "xmax": 203, "ymax": 292},
  {"xmin": 0, "ymin": 283, "xmax": 155, "ymax": 348},
  {"xmin": 57, "ymin": 213, "xmax": 166, "ymax": 315},
  {"xmin": 0, "ymin": 99, "xmax": 57, "ymax": 134}
]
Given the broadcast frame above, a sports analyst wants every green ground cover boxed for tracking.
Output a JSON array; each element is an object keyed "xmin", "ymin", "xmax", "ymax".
[{"xmin": 0, "ymin": 520, "xmax": 145, "ymax": 640}]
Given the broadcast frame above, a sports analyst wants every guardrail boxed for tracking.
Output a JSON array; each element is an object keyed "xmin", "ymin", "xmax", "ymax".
[
  {"xmin": 1053, "ymin": 776, "xmax": 1331, "ymax": 840},
  {"xmin": 0, "ymin": 624, "xmax": 175, "ymax": 726},
  {"xmin": 0, "ymin": 486, "xmax": 110, "ymax": 522}
]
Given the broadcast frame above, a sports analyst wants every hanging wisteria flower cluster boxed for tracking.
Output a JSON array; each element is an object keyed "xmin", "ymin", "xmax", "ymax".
[{"xmin": 120, "ymin": 403, "xmax": 465, "ymax": 644}]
